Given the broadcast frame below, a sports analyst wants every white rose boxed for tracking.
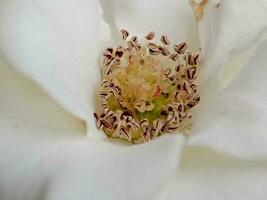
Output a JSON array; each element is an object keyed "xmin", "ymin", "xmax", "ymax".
[{"xmin": 0, "ymin": 0, "xmax": 267, "ymax": 200}]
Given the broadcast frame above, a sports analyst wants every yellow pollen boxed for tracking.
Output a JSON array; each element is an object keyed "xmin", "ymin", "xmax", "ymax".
[{"xmin": 94, "ymin": 30, "xmax": 201, "ymax": 143}]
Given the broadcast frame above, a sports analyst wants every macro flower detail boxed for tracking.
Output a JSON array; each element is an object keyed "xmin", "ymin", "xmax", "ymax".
[
  {"xmin": 1, "ymin": 0, "xmax": 267, "ymax": 200},
  {"xmin": 94, "ymin": 30, "xmax": 200, "ymax": 142}
]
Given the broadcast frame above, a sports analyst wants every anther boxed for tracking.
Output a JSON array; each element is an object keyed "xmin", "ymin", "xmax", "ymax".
[
  {"xmin": 145, "ymin": 31, "xmax": 155, "ymax": 40},
  {"xmin": 121, "ymin": 29, "xmax": 129, "ymax": 40},
  {"xmin": 169, "ymin": 53, "xmax": 179, "ymax": 61},
  {"xmin": 174, "ymin": 42, "xmax": 188, "ymax": 54},
  {"xmin": 161, "ymin": 35, "xmax": 170, "ymax": 45}
]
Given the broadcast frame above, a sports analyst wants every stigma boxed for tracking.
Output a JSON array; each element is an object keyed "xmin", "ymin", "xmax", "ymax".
[{"xmin": 94, "ymin": 29, "xmax": 200, "ymax": 143}]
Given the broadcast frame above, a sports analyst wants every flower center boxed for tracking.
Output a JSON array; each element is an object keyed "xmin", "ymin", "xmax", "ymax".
[{"xmin": 94, "ymin": 30, "xmax": 200, "ymax": 143}]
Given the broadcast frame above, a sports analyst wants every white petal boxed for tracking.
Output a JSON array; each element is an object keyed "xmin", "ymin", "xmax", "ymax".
[
  {"xmin": 0, "ymin": 61, "xmax": 185, "ymax": 200},
  {"xmin": 100, "ymin": 0, "xmax": 198, "ymax": 47},
  {"xmin": 155, "ymin": 147, "xmax": 267, "ymax": 200},
  {"xmin": 195, "ymin": 0, "xmax": 267, "ymax": 93},
  {"xmin": 0, "ymin": 0, "xmax": 111, "ymax": 136},
  {"xmin": 188, "ymin": 41, "xmax": 267, "ymax": 159}
]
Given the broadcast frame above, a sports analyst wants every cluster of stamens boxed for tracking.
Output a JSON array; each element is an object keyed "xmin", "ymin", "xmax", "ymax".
[{"xmin": 94, "ymin": 29, "xmax": 200, "ymax": 143}]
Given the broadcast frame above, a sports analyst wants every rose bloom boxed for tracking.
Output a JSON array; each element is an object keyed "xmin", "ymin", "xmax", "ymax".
[{"xmin": 0, "ymin": 0, "xmax": 267, "ymax": 200}]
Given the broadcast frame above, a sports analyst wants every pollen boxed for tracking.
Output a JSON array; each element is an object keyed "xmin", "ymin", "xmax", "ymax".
[{"xmin": 94, "ymin": 30, "xmax": 201, "ymax": 143}]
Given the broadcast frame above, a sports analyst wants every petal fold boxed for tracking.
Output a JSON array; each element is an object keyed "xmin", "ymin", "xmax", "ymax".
[
  {"xmin": 0, "ymin": 0, "xmax": 111, "ymax": 135},
  {"xmin": 195, "ymin": 0, "xmax": 267, "ymax": 93},
  {"xmin": 188, "ymin": 41, "xmax": 267, "ymax": 159},
  {"xmin": 155, "ymin": 147, "xmax": 267, "ymax": 200},
  {"xmin": 101, "ymin": 0, "xmax": 198, "ymax": 47},
  {"xmin": 0, "ymin": 61, "xmax": 185, "ymax": 200}
]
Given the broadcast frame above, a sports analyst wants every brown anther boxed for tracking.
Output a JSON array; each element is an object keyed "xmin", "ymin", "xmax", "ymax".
[
  {"xmin": 97, "ymin": 114, "xmax": 111, "ymax": 129},
  {"xmin": 140, "ymin": 119, "xmax": 150, "ymax": 129},
  {"xmin": 145, "ymin": 31, "xmax": 155, "ymax": 40},
  {"xmin": 107, "ymin": 47, "xmax": 114, "ymax": 53},
  {"xmin": 149, "ymin": 47, "xmax": 161, "ymax": 55},
  {"xmin": 153, "ymin": 119, "xmax": 165, "ymax": 136},
  {"xmin": 183, "ymin": 81, "xmax": 192, "ymax": 94},
  {"xmin": 142, "ymin": 127, "xmax": 152, "ymax": 142},
  {"xmin": 119, "ymin": 127, "xmax": 130, "ymax": 139},
  {"xmin": 176, "ymin": 64, "xmax": 186, "ymax": 78},
  {"xmin": 131, "ymin": 36, "xmax": 138, "ymax": 43},
  {"xmin": 168, "ymin": 106, "xmax": 174, "ymax": 112},
  {"xmin": 187, "ymin": 67, "xmax": 197, "ymax": 79},
  {"xmin": 103, "ymin": 51, "xmax": 112, "ymax": 57},
  {"xmin": 187, "ymin": 102, "xmax": 195, "ymax": 109},
  {"xmin": 168, "ymin": 75, "xmax": 176, "ymax": 83},
  {"xmin": 93, "ymin": 112, "xmax": 99, "ymax": 121},
  {"xmin": 134, "ymin": 100, "xmax": 154, "ymax": 112},
  {"xmin": 159, "ymin": 46, "xmax": 171, "ymax": 56},
  {"xmin": 139, "ymin": 58, "xmax": 145, "ymax": 65},
  {"xmin": 191, "ymin": 84, "xmax": 198, "ymax": 92},
  {"xmin": 115, "ymin": 48, "xmax": 124, "ymax": 58},
  {"xmin": 98, "ymin": 91, "xmax": 108, "ymax": 98},
  {"xmin": 160, "ymin": 110, "xmax": 168, "ymax": 116},
  {"xmin": 174, "ymin": 91, "xmax": 180, "ymax": 100},
  {"xmin": 147, "ymin": 42, "xmax": 158, "ymax": 49},
  {"xmin": 165, "ymin": 114, "xmax": 180, "ymax": 132},
  {"xmin": 177, "ymin": 90, "xmax": 189, "ymax": 102},
  {"xmin": 100, "ymin": 79, "xmax": 109, "ymax": 87},
  {"xmin": 161, "ymin": 35, "xmax": 170, "ymax": 45},
  {"xmin": 193, "ymin": 95, "xmax": 200, "ymax": 103},
  {"xmin": 179, "ymin": 112, "xmax": 187, "ymax": 119},
  {"xmin": 174, "ymin": 42, "xmax": 188, "ymax": 54},
  {"xmin": 121, "ymin": 29, "xmax": 129, "ymax": 40},
  {"xmin": 103, "ymin": 54, "xmax": 113, "ymax": 62},
  {"xmin": 108, "ymin": 86, "xmax": 121, "ymax": 97},
  {"xmin": 188, "ymin": 53, "xmax": 200, "ymax": 65},
  {"xmin": 177, "ymin": 103, "xmax": 185, "ymax": 112},
  {"xmin": 169, "ymin": 53, "xmax": 179, "ymax": 61},
  {"xmin": 103, "ymin": 107, "xmax": 114, "ymax": 117},
  {"xmin": 166, "ymin": 124, "xmax": 180, "ymax": 132},
  {"xmin": 162, "ymin": 92, "xmax": 169, "ymax": 98},
  {"xmin": 127, "ymin": 40, "xmax": 135, "ymax": 50},
  {"xmin": 135, "ymin": 45, "xmax": 142, "ymax": 51}
]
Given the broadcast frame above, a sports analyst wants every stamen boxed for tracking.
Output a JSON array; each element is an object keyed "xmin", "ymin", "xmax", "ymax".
[
  {"xmin": 187, "ymin": 67, "xmax": 197, "ymax": 80},
  {"xmin": 159, "ymin": 46, "xmax": 171, "ymax": 56},
  {"xmin": 131, "ymin": 36, "xmax": 138, "ymax": 43},
  {"xmin": 169, "ymin": 53, "xmax": 179, "ymax": 61},
  {"xmin": 174, "ymin": 42, "xmax": 188, "ymax": 54},
  {"xmin": 187, "ymin": 53, "xmax": 200, "ymax": 65},
  {"xmin": 149, "ymin": 47, "xmax": 161, "ymax": 55},
  {"xmin": 145, "ymin": 31, "xmax": 155, "ymax": 40},
  {"xmin": 161, "ymin": 35, "xmax": 170, "ymax": 45},
  {"xmin": 121, "ymin": 29, "xmax": 129, "ymax": 40},
  {"xmin": 127, "ymin": 40, "xmax": 135, "ymax": 50},
  {"xmin": 94, "ymin": 29, "xmax": 201, "ymax": 143}
]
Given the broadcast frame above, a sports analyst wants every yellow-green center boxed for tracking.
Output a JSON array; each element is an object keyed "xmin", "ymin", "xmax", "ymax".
[{"xmin": 94, "ymin": 30, "xmax": 200, "ymax": 144}]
